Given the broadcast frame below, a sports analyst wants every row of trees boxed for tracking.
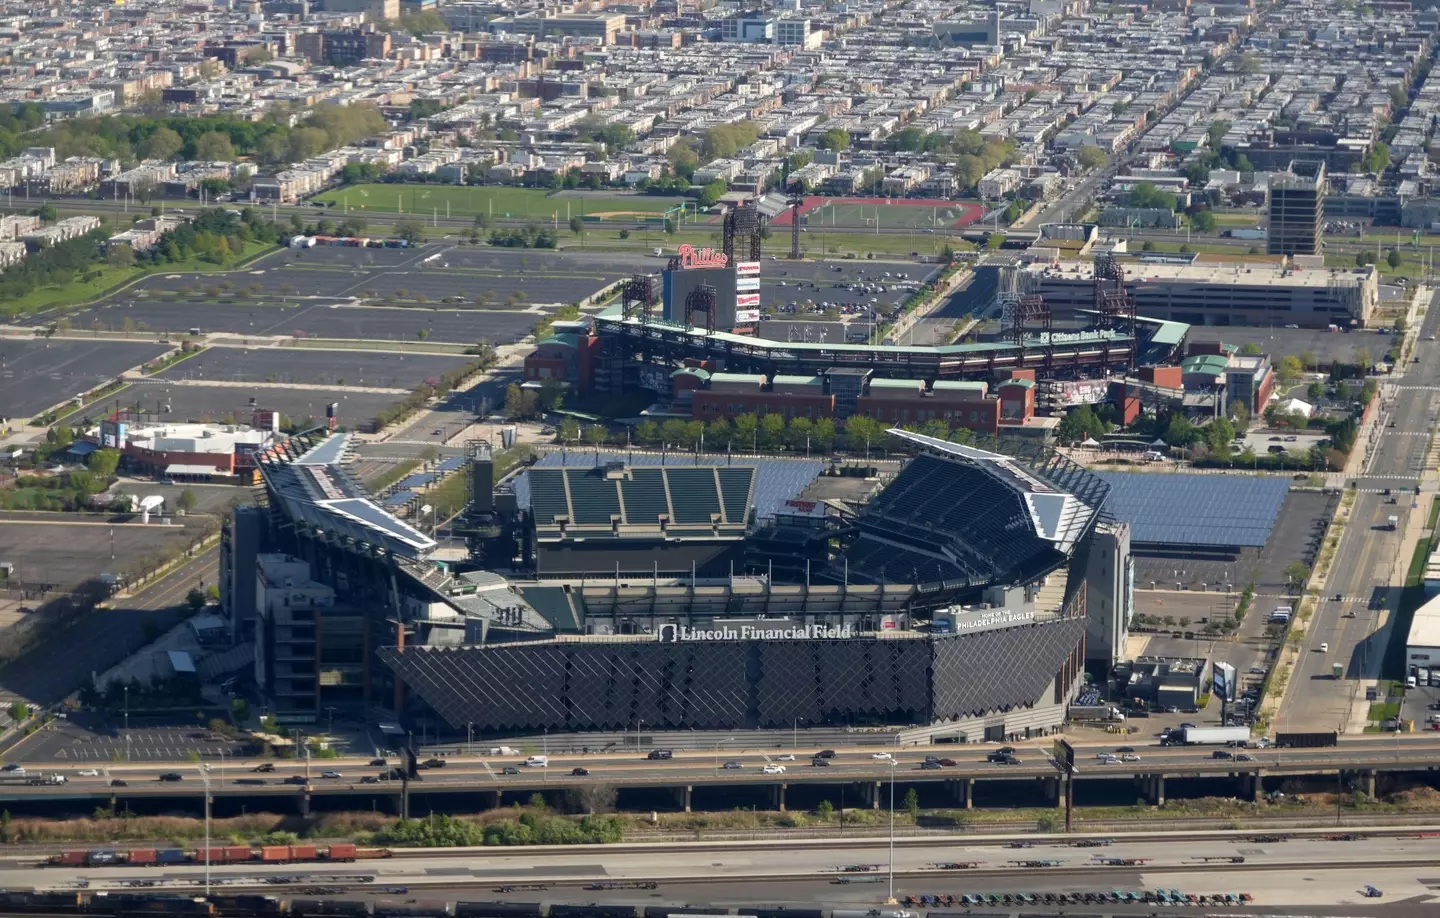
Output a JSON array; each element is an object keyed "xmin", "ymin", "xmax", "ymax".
[{"xmin": 29, "ymin": 104, "xmax": 386, "ymax": 169}]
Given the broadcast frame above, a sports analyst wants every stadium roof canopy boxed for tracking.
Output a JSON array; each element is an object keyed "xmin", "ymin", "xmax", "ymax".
[
  {"xmin": 840, "ymin": 431, "xmax": 1108, "ymax": 592},
  {"xmin": 514, "ymin": 451, "xmax": 824, "ymax": 527},
  {"xmin": 258, "ymin": 431, "xmax": 436, "ymax": 559}
]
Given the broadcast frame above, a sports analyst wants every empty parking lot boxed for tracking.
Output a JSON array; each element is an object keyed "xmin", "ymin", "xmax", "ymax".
[{"xmin": 0, "ymin": 338, "xmax": 169, "ymax": 418}]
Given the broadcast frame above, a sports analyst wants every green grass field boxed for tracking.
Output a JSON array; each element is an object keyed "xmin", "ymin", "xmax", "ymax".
[
  {"xmin": 313, "ymin": 185, "xmax": 690, "ymax": 222},
  {"xmin": 806, "ymin": 200, "xmax": 974, "ymax": 230},
  {"xmin": 0, "ymin": 240, "xmax": 274, "ymax": 318}
]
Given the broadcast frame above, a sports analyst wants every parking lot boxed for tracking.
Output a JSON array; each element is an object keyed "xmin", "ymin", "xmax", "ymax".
[
  {"xmin": 122, "ymin": 381, "xmax": 403, "ymax": 431},
  {"xmin": 43, "ymin": 300, "xmax": 540, "ymax": 345},
  {"xmin": 1187, "ymin": 326, "xmax": 1388, "ymax": 369},
  {"xmin": 0, "ymin": 338, "xmax": 169, "ymax": 418},
  {"xmin": 12, "ymin": 716, "xmax": 251, "ymax": 764},
  {"xmin": 0, "ymin": 514, "xmax": 205, "ymax": 593},
  {"xmin": 154, "ymin": 346, "xmax": 475, "ymax": 389}
]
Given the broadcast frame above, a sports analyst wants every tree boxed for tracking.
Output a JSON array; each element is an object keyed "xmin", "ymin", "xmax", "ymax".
[
  {"xmin": 395, "ymin": 218, "xmax": 424, "ymax": 246},
  {"xmin": 568, "ymin": 216, "xmax": 583, "ymax": 236},
  {"xmin": 820, "ymin": 128, "xmax": 851, "ymax": 151},
  {"xmin": 1277, "ymin": 354, "xmax": 1304, "ymax": 386},
  {"xmin": 759, "ymin": 412, "xmax": 786, "ymax": 449},
  {"xmin": 1240, "ymin": 342, "xmax": 1263, "ymax": 356},
  {"xmin": 558, "ymin": 418, "xmax": 580, "ymax": 442},
  {"xmin": 903, "ymin": 787, "xmax": 919, "ymax": 821},
  {"xmin": 1204, "ymin": 417, "xmax": 1236, "ymax": 454},
  {"xmin": 1307, "ymin": 381, "xmax": 1326, "ymax": 401},
  {"xmin": 194, "ymin": 131, "xmax": 236, "ymax": 161},
  {"xmin": 1129, "ymin": 181, "xmax": 1177, "ymax": 211},
  {"xmin": 106, "ymin": 244, "xmax": 136, "ymax": 268},
  {"xmin": 663, "ymin": 217, "xmax": 676, "ymax": 236},
  {"xmin": 537, "ymin": 378, "xmax": 566, "ymax": 412},
  {"xmin": 583, "ymin": 424, "xmax": 607, "ymax": 446},
  {"xmin": 186, "ymin": 588, "xmax": 207, "ymax": 612},
  {"xmin": 87, "ymin": 448, "xmax": 120, "ymax": 479},
  {"xmin": 1228, "ymin": 398, "xmax": 1251, "ymax": 426},
  {"xmin": 36, "ymin": 203, "xmax": 56, "ymax": 223},
  {"xmin": 813, "ymin": 417, "xmax": 836, "ymax": 452},
  {"xmin": 846, "ymin": 415, "xmax": 885, "ymax": 454},
  {"xmin": 176, "ymin": 488, "xmax": 197, "ymax": 511},
  {"xmin": 504, "ymin": 384, "xmax": 525, "ymax": 418},
  {"xmin": 1284, "ymin": 561, "xmax": 1311, "ymax": 590},
  {"xmin": 1386, "ymin": 248, "xmax": 1403, "ymax": 269},
  {"xmin": 1190, "ymin": 210, "xmax": 1217, "ymax": 233},
  {"xmin": 141, "ymin": 126, "xmax": 184, "ymax": 161},
  {"xmin": 733, "ymin": 413, "xmax": 759, "ymax": 450},
  {"xmin": 473, "ymin": 212, "xmax": 493, "ymax": 231},
  {"xmin": 889, "ymin": 127, "xmax": 925, "ymax": 152},
  {"xmin": 600, "ymin": 123, "xmax": 635, "ymax": 150},
  {"xmin": 7, "ymin": 702, "xmax": 28, "ymax": 722},
  {"xmin": 1076, "ymin": 145, "xmax": 1107, "ymax": 170}
]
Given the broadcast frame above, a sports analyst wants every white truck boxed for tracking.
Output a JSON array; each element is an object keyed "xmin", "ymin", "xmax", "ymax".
[
  {"xmin": 1387, "ymin": 515, "xmax": 1399, "ymax": 531},
  {"xmin": 1068, "ymin": 703, "xmax": 1126, "ymax": 723},
  {"xmin": 1166, "ymin": 726, "xmax": 1250, "ymax": 746}
]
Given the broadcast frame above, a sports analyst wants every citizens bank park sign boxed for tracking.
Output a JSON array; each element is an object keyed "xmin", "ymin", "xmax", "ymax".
[
  {"xmin": 676, "ymin": 244, "xmax": 729, "ymax": 269},
  {"xmin": 658, "ymin": 622, "xmax": 855, "ymax": 642}
]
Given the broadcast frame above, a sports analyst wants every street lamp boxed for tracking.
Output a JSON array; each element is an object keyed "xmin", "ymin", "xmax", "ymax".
[
  {"xmin": 887, "ymin": 758, "xmax": 897, "ymax": 905},
  {"xmin": 713, "ymin": 737, "xmax": 736, "ymax": 776},
  {"xmin": 467, "ymin": 722, "xmax": 474, "ymax": 756},
  {"xmin": 196, "ymin": 765, "xmax": 212, "ymax": 896}
]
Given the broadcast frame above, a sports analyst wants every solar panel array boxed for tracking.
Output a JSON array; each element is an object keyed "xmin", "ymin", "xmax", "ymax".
[
  {"xmin": 436, "ymin": 457, "xmax": 466, "ymax": 473},
  {"xmin": 399, "ymin": 472, "xmax": 439, "ymax": 490},
  {"xmin": 383, "ymin": 490, "xmax": 417, "ymax": 508},
  {"xmin": 515, "ymin": 451, "xmax": 824, "ymax": 521},
  {"xmin": 1095, "ymin": 472, "xmax": 1290, "ymax": 547}
]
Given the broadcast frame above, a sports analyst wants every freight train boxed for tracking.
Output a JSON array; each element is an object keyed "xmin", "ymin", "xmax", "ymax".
[{"xmin": 48, "ymin": 845, "xmax": 389, "ymax": 868}]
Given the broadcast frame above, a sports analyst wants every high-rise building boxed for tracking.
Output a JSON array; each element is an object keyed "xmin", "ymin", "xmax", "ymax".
[{"xmin": 1267, "ymin": 160, "xmax": 1325, "ymax": 256}]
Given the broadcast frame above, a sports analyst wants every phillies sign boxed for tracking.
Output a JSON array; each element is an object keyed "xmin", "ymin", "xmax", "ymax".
[{"xmin": 676, "ymin": 244, "xmax": 729, "ymax": 269}]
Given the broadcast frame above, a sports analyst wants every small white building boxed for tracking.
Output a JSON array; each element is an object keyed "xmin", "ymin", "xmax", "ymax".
[{"xmin": 1406, "ymin": 593, "xmax": 1440, "ymax": 681}]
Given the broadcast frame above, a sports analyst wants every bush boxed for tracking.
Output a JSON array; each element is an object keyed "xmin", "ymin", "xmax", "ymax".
[{"xmin": 373, "ymin": 812, "xmax": 624, "ymax": 847}]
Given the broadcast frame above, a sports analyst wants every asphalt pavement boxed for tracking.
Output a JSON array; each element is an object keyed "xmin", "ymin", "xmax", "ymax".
[
  {"xmin": 0, "ymin": 548, "xmax": 217, "ymax": 710},
  {"xmin": 1279, "ymin": 291, "xmax": 1440, "ymax": 732}
]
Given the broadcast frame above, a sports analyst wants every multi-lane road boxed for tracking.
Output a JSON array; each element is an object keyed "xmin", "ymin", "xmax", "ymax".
[
  {"xmin": 1280, "ymin": 290, "xmax": 1440, "ymax": 733},
  {"xmin": 9, "ymin": 736, "xmax": 1440, "ymax": 803},
  {"xmin": 6, "ymin": 828, "xmax": 1440, "ymax": 908}
]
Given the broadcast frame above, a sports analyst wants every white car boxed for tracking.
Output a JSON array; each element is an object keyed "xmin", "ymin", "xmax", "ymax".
[
  {"xmin": 871, "ymin": 752, "xmax": 893, "ymax": 760},
  {"xmin": 762, "ymin": 764, "xmax": 787, "ymax": 775},
  {"xmin": 777, "ymin": 754, "xmax": 796, "ymax": 761},
  {"xmin": 1121, "ymin": 754, "xmax": 1141, "ymax": 763},
  {"xmin": 321, "ymin": 771, "xmax": 342, "ymax": 779},
  {"xmin": 1320, "ymin": 642, "xmax": 1329, "ymax": 653},
  {"xmin": 77, "ymin": 769, "xmax": 100, "ymax": 777}
]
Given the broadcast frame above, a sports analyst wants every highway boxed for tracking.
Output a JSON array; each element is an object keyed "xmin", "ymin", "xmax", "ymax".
[
  {"xmin": 6, "ymin": 828, "xmax": 1440, "ymax": 908},
  {"xmin": 1278, "ymin": 290, "xmax": 1440, "ymax": 733},
  {"xmin": 7, "ymin": 735, "xmax": 1440, "ymax": 802}
]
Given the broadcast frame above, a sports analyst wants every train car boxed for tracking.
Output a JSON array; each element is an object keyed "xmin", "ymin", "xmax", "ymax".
[
  {"xmin": 372, "ymin": 900, "xmax": 451, "ymax": 918},
  {"xmin": 54, "ymin": 850, "xmax": 89, "ymax": 867},
  {"xmin": 88, "ymin": 892, "xmax": 216, "ymax": 915},
  {"xmin": 203, "ymin": 894, "xmax": 283, "ymax": 917},
  {"xmin": 287, "ymin": 899, "xmax": 372, "ymax": 917},
  {"xmin": 325, "ymin": 843, "xmax": 358, "ymax": 861},
  {"xmin": 0, "ymin": 889, "xmax": 84, "ymax": 913},
  {"xmin": 549, "ymin": 907, "xmax": 641, "ymax": 918},
  {"xmin": 288, "ymin": 846, "xmax": 319, "ymax": 862},
  {"xmin": 128, "ymin": 849, "xmax": 158, "ymax": 866},
  {"xmin": 454, "ymin": 902, "xmax": 543, "ymax": 918},
  {"xmin": 199, "ymin": 846, "xmax": 257, "ymax": 864},
  {"xmin": 157, "ymin": 848, "xmax": 188, "ymax": 866},
  {"xmin": 742, "ymin": 910, "xmax": 824, "ymax": 918},
  {"xmin": 645, "ymin": 909, "xmax": 727, "ymax": 918}
]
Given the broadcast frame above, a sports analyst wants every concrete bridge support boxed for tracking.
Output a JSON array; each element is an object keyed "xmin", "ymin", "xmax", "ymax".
[
  {"xmin": 768, "ymin": 783, "xmax": 787, "ymax": 812},
  {"xmin": 296, "ymin": 792, "xmax": 311, "ymax": 817},
  {"xmin": 1241, "ymin": 770, "xmax": 1265, "ymax": 802},
  {"xmin": 944, "ymin": 778, "xmax": 973, "ymax": 808},
  {"xmin": 857, "ymin": 781, "xmax": 882, "ymax": 809},
  {"xmin": 1139, "ymin": 774, "xmax": 1164, "ymax": 806},
  {"xmin": 1040, "ymin": 776, "xmax": 1061, "ymax": 807},
  {"xmin": 674, "ymin": 785, "xmax": 692, "ymax": 813},
  {"xmin": 1361, "ymin": 769, "xmax": 1377, "ymax": 799}
]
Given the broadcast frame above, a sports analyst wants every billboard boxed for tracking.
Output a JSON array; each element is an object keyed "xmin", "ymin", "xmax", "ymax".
[
  {"xmin": 735, "ymin": 276, "xmax": 760, "ymax": 293},
  {"xmin": 735, "ymin": 261, "xmax": 761, "ymax": 277},
  {"xmin": 1049, "ymin": 380, "xmax": 1110, "ymax": 407},
  {"xmin": 736, "ymin": 293, "xmax": 761, "ymax": 307},
  {"xmin": 663, "ymin": 265, "xmax": 739, "ymax": 329},
  {"xmin": 99, "ymin": 420, "xmax": 127, "ymax": 449},
  {"xmin": 1213, "ymin": 660, "xmax": 1236, "ymax": 702},
  {"xmin": 735, "ymin": 309, "xmax": 761, "ymax": 324}
]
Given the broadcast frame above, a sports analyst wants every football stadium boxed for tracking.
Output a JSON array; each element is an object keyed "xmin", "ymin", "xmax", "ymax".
[{"xmin": 225, "ymin": 425, "xmax": 1126, "ymax": 743}]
